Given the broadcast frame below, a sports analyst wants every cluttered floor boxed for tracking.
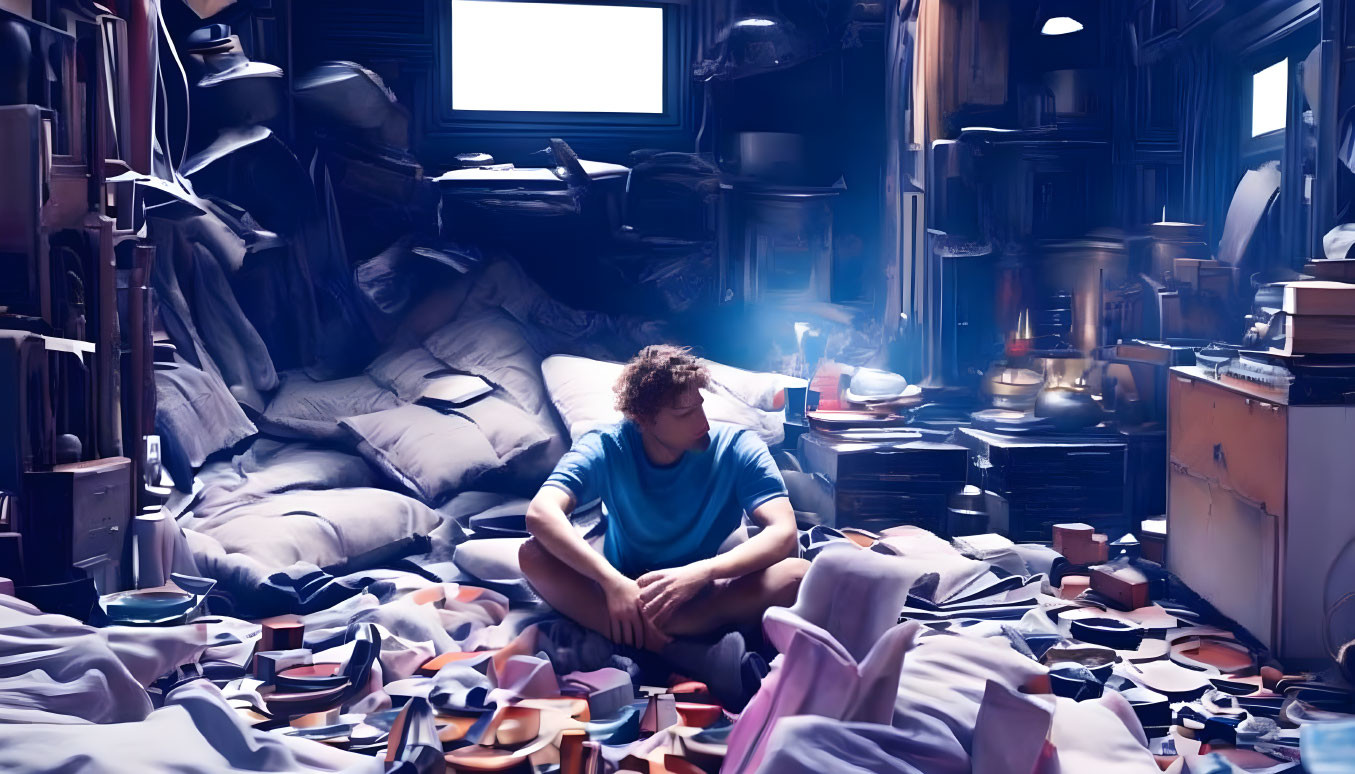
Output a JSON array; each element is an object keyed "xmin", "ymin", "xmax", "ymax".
[
  {"xmin": 6, "ymin": 1, "xmax": 1355, "ymax": 772},
  {"xmin": 2, "ymin": 247, "xmax": 1351, "ymax": 773}
]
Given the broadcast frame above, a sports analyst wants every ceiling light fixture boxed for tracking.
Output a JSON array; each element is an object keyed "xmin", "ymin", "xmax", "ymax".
[{"xmin": 1041, "ymin": 16, "xmax": 1084, "ymax": 35}]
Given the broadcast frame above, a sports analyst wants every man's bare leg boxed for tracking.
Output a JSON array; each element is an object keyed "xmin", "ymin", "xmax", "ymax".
[
  {"xmin": 659, "ymin": 557, "xmax": 810, "ymax": 638},
  {"xmin": 519, "ymin": 537, "xmax": 668, "ymax": 650},
  {"xmin": 519, "ymin": 538, "xmax": 807, "ymax": 644}
]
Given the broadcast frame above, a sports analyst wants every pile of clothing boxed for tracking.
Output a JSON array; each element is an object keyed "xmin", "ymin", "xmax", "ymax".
[{"xmin": 5, "ymin": 504, "xmax": 1355, "ymax": 773}]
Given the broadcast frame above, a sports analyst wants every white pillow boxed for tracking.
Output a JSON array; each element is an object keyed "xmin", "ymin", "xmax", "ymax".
[
  {"xmin": 366, "ymin": 341, "xmax": 456, "ymax": 402},
  {"xmin": 703, "ymin": 360, "xmax": 807, "ymax": 411},
  {"xmin": 540, "ymin": 354, "xmax": 785, "ymax": 445}
]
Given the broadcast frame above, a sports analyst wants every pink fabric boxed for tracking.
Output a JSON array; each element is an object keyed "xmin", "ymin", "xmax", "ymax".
[
  {"xmin": 971, "ymin": 680, "xmax": 1160, "ymax": 774},
  {"xmin": 489, "ymin": 655, "xmax": 559, "ymax": 704},
  {"xmin": 776, "ymin": 544, "xmax": 923, "ymax": 662},
  {"xmin": 723, "ymin": 619, "xmax": 921, "ymax": 773},
  {"xmin": 972, "ymin": 681, "xmax": 1053, "ymax": 774}
]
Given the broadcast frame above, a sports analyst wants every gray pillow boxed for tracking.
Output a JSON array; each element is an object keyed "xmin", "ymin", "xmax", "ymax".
[
  {"xmin": 422, "ymin": 309, "xmax": 550, "ymax": 415},
  {"xmin": 422, "ymin": 310, "xmax": 569, "ymax": 489},
  {"xmin": 365, "ymin": 341, "xmax": 453, "ymax": 403},
  {"xmin": 340, "ymin": 404, "xmax": 502, "ymax": 504},
  {"xmin": 261, "ymin": 371, "xmax": 401, "ymax": 441},
  {"xmin": 451, "ymin": 395, "xmax": 550, "ymax": 464}
]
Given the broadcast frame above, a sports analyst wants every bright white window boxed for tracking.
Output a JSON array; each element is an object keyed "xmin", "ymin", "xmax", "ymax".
[
  {"xmin": 1251, "ymin": 58, "xmax": 1288, "ymax": 137},
  {"xmin": 450, "ymin": 0, "xmax": 665, "ymax": 114}
]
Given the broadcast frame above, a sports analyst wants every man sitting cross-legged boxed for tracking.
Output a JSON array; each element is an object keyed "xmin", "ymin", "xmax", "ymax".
[{"xmin": 519, "ymin": 345, "xmax": 808, "ymax": 708}]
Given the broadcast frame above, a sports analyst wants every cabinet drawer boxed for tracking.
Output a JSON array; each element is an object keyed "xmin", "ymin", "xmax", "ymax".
[
  {"xmin": 1169, "ymin": 375, "xmax": 1287, "ymax": 516},
  {"xmin": 19, "ymin": 457, "xmax": 130, "ymax": 587},
  {"xmin": 69, "ymin": 465, "xmax": 130, "ymax": 563}
]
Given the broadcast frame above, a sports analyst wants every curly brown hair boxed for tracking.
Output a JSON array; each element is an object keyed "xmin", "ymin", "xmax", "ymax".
[{"xmin": 614, "ymin": 345, "xmax": 710, "ymax": 422}]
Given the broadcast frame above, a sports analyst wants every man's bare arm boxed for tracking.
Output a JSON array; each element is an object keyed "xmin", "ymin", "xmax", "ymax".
[
  {"xmin": 692, "ymin": 495, "xmax": 798, "ymax": 581},
  {"xmin": 524, "ymin": 486, "xmax": 629, "ymax": 590},
  {"xmin": 524, "ymin": 485, "xmax": 665, "ymax": 648},
  {"xmin": 636, "ymin": 495, "xmax": 798, "ymax": 627}
]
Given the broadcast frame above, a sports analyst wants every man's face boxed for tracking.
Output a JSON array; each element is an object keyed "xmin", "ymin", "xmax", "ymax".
[{"xmin": 643, "ymin": 385, "xmax": 711, "ymax": 453}]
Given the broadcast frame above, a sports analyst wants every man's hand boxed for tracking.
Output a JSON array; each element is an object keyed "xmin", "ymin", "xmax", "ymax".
[
  {"xmin": 637, "ymin": 562, "xmax": 711, "ymax": 630},
  {"xmin": 602, "ymin": 577, "xmax": 667, "ymax": 649}
]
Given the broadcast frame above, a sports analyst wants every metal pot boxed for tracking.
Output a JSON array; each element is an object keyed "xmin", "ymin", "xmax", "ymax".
[
  {"xmin": 982, "ymin": 365, "xmax": 1045, "ymax": 409},
  {"xmin": 1034, "ymin": 384, "xmax": 1104, "ymax": 431}
]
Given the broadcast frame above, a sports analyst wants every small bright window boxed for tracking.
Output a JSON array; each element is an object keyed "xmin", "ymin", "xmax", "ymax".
[
  {"xmin": 450, "ymin": 0, "xmax": 665, "ymax": 114},
  {"xmin": 1251, "ymin": 58, "xmax": 1288, "ymax": 137}
]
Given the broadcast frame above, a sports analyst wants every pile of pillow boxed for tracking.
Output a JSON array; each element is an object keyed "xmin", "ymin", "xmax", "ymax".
[{"xmin": 260, "ymin": 309, "xmax": 803, "ymax": 507}]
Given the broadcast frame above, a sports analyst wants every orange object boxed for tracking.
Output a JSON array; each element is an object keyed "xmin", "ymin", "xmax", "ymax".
[
  {"xmin": 482, "ymin": 705, "xmax": 541, "ymax": 747},
  {"xmin": 436, "ymin": 714, "xmax": 481, "ymax": 744},
  {"xmin": 809, "ymin": 362, "xmax": 844, "ymax": 410},
  {"xmin": 663, "ymin": 755, "xmax": 707, "ymax": 774},
  {"xmin": 260, "ymin": 615, "xmax": 305, "ymax": 652},
  {"xmin": 1090, "ymin": 563, "xmax": 1151, "ymax": 610},
  {"xmin": 409, "ymin": 585, "xmax": 446, "ymax": 606},
  {"xmin": 669, "ymin": 681, "xmax": 711, "ymax": 702},
  {"xmin": 1092, "ymin": 534, "xmax": 1109, "ymax": 563},
  {"xmin": 841, "ymin": 528, "xmax": 880, "ymax": 548},
  {"xmin": 1260, "ymin": 666, "xmax": 1283, "ymax": 690},
  {"xmin": 1058, "ymin": 575, "xmax": 1090, "ymax": 600},
  {"xmin": 675, "ymin": 702, "xmax": 722, "ymax": 728},
  {"xmin": 455, "ymin": 586, "xmax": 489, "ymax": 603},
  {"xmin": 1052, "ymin": 524, "xmax": 1098, "ymax": 565},
  {"xmin": 558, "ymin": 729, "xmax": 588, "ymax": 774},
  {"xmin": 445, "ymin": 746, "xmax": 535, "ymax": 772},
  {"xmin": 419, "ymin": 650, "xmax": 492, "ymax": 677}
]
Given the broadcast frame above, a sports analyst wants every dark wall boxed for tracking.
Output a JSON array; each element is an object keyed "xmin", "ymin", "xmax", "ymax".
[{"xmin": 1110, "ymin": 0, "xmax": 1322, "ymax": 263}]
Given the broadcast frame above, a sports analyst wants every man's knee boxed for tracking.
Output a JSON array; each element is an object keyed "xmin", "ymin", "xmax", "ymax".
[
  {"xmin": 518, "ymin": 537, "xmax": 546, "ymax": 575},
  {"xmin": 768, "ymin": 557, "xmax": 810, "ymax": 604}
]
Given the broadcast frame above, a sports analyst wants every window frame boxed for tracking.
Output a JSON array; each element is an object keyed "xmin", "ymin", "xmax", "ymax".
[
  {"xmin": 1238, "ymin": 21, "xmax": 1317, "ymax": 164},
  {"xmin": 1228, "ymin": 7, "xmax": 1320, "ymax": 265}
]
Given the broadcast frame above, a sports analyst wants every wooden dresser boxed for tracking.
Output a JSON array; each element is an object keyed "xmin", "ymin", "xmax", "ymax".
[{"xmin": 1169, "ymin": 366, "xmax": 1355, "ymax": 665}]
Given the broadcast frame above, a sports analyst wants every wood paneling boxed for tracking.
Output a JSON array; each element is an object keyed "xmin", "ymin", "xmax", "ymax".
[{"xmin": 1168, "ymin": 371, "xmax": 1287, "ymax": 517}]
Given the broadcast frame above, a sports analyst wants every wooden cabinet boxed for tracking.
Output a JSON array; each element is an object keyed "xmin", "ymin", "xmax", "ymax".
[
  {"xmin": 18, "ymin": 457, "xmax": 130, "ymax": 593},
  {"xmin": 1169, "ymin": 367, "xmax": 1355, "ymax": 665}
]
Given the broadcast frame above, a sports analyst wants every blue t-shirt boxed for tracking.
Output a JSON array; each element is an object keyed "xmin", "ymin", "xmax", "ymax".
[{"xmin": 543, "ymin": 421, "xmax": 788, "ymax": 578}]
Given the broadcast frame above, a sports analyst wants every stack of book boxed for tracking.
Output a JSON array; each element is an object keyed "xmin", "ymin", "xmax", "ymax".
[{"xmin": 1275, "ymin": 281, "xmax": 1355, "ymax": 355}]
